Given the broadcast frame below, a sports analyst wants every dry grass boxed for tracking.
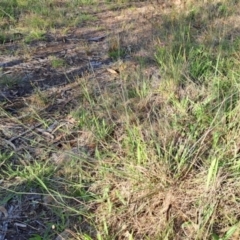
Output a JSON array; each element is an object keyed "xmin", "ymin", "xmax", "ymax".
[{"xmin": 1, "ymin": 0, "xmax": 240, "ymax": 239}]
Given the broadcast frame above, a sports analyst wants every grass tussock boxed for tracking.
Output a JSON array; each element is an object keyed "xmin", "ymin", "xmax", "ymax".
[{"xmin": 1, "ymin": 0, "xmax": 240, "ymax": 239}]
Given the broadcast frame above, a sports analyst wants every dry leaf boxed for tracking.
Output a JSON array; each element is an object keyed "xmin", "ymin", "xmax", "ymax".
[
  {"xmin": 107, "ymin": 68, "xmax": 119, "ymax": 75},
  {"xmin": 0, "ymin": 206, "xmax": 8, "ymax": 219},
  {"xmin": 43, "ymin": 195, "xmax": 55, "ymax": 205},
  {"xmin": 36, "ymin": 128, "xmax": 55, "ymax": 140},
  {"xmin": 88, "ymin": 36, "xmax": 106, "ymax": 42},
  {"xmin": 55, "ymin": 229, "xmax": 74, "ymax": 240}
]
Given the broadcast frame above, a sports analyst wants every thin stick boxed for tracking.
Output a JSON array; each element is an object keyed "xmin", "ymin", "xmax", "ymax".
[{"xmin": 9, "ymin": 123, "xmax": 43, "ymax": 142}]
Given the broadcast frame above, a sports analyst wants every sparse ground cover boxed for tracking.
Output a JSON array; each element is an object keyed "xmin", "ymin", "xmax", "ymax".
[{"xmin": 1, "ymin": 0, "xmax": 240, "ymax": 239}]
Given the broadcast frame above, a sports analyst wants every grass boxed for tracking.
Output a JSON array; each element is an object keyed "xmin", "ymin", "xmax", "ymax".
[
  {"xmin": 49, "ymin": 56, "xmax": 67, "ymax": 69},
  {"xmin": 1, "ymin": 0, "xmax": 240, "ymax": 239},
  {"xmin": 0, "ymin": 0, "xmax": 98, "ymax": 43}
]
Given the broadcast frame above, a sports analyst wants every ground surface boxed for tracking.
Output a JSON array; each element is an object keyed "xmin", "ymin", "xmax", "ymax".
[
  {"xmin": 0, "ymin": 1, "xmax": 160, "ymax": 100},
  {"xmin": 1, "ymin": 0, "xmax": 240, "ymax": 239},
  {"xmin": 0, "ymin": 1, "xmax": 163, "ymax": 239}
]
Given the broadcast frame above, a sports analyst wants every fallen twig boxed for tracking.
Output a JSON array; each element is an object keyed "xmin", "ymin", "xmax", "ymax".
[{"xmin": 9, "ymin": 123, "xmax": 43, "ymax": 142}]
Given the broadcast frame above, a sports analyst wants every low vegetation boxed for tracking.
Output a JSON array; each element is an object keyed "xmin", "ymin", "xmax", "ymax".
[{"xmin": 1, "ymin": 0, "xmax": 240, "ymax": 239}]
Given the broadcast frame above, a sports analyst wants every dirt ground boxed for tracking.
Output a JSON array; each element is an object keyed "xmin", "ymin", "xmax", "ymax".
[{"xmin": 0, "ymin": 1, "xmax": 165, "ymax": 100}]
